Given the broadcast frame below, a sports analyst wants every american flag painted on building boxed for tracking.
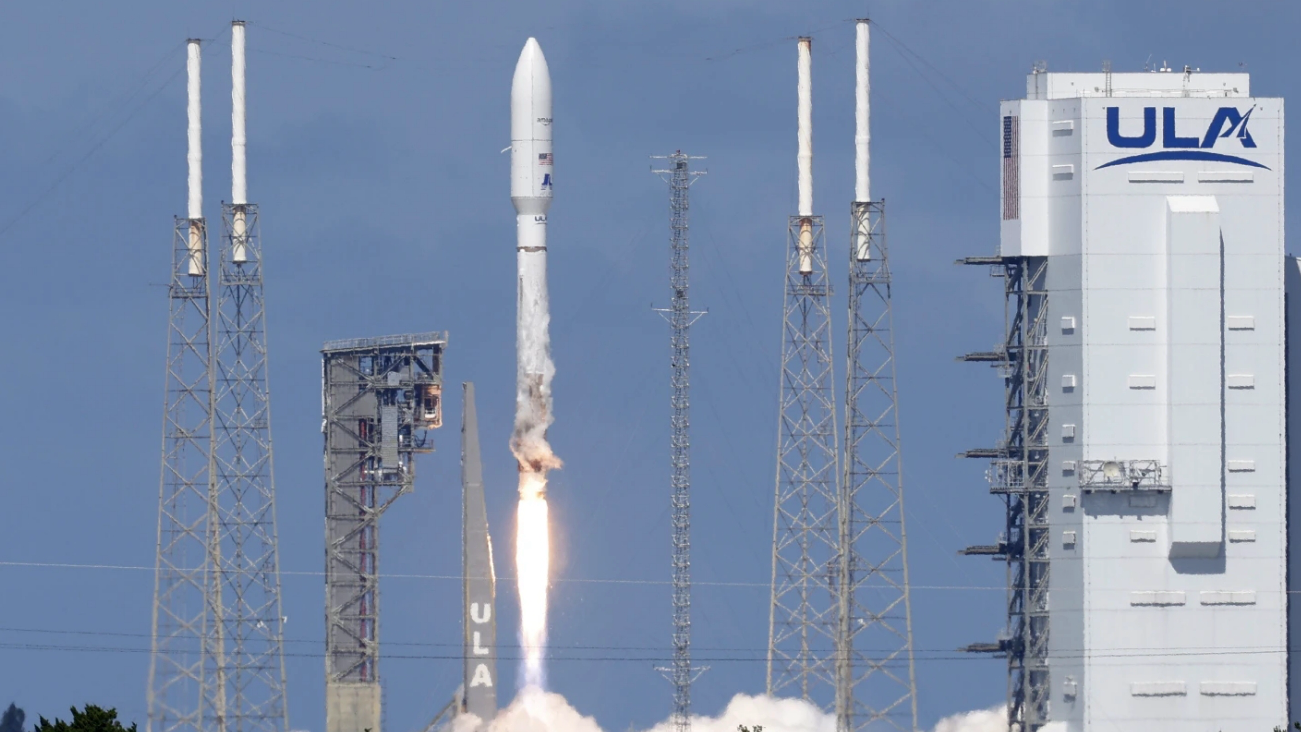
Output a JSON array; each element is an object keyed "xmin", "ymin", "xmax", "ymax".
[{"xmin": 1002, "ymin": 115, "xmax": 1019, "ymax": 221}]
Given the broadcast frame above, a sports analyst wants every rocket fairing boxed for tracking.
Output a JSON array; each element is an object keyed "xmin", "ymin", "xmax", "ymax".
[{"xmin": 509, "ymin": 37, "xmax": 559, "ymax": 477}]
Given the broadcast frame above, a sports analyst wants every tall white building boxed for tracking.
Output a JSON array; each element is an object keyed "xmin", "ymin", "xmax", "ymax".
[{"xmin": 970, "ymin": 69, "xmax": 1289, "ymax": 731}]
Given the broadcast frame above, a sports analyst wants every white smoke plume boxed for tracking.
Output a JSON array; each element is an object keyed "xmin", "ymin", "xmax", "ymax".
[
  {"xmin": 462, "ymin": 691, "xmax": 1020, "ymax": 732},
  {"xmin": 931, "ymin": 706, "xmax": 1005, "ymax": 732},
  {"xmin": 511, "ymin": 288, "xmax": 561, "ymax": 475}
]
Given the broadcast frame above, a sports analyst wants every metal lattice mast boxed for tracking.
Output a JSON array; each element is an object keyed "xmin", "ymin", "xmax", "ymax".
[
  {"xmin": 768, "ymin": 36, "xmax": 840, "ymax": 709},
  {"xmin": 210, "ymin": 22, "xmax": 289, "ymax": 732},
  {"xmin": 149, "ymin": 39, "xmax": 226, "ymax": 732},
  {"xmin": 651, "ymin": 152, "xmax": 706, "ymax": 732},
  {"xmin": 836, "ymin": 20, "xmax": 918, "ymax": 732}
]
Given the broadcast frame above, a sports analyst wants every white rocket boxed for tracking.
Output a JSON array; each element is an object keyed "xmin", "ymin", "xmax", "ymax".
[{"xmin": 509, "ymin": 38, "xmax": 559, "ymax": 476}]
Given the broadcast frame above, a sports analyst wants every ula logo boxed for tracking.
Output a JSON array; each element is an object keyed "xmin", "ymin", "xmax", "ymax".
[{"xmin": 1099, "ymin": 106, "xmax": 1267, "ymax": 170}]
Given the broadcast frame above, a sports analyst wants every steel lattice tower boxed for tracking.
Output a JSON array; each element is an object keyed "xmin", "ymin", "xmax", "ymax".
[
  {"xmin": 149, "ymin": 40, "xmax": 226, "ymax": 732},
  {"xmin": 321, "ymin": 333, "xmax": 445, "ymax": 732},
  {"xmin": 210, "ymin": 196, "xmax": 288, "ymax": 732},
  {"xmin": 838, "ymin": 199, "xmax": 918, "ymax": 732},
  {"xmin": 206, "ymin": 23, "xmax": 289, "ymax": 732},
  {"xmin": 768, "ymin": 36, "xmax": 839, "ymax": 709},
  {"xmin": 651, "ymin": 152, "xmax": 706, "ymax": 732},
  {"xmin": 148, "ymin": 215, "xmax": 222, "ymax": 732},
  {"xmin": 835, "ymin": 20, "xmax": 918, "ymax": 732}
]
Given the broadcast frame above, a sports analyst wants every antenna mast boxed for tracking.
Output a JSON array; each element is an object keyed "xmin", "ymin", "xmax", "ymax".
[
  {"xmin": 768, "ymin": 36, "xmax": 841, "ymax": 708},
  {"xmin": 651, "ymin": 151, "xmax": 707, "ymax": 732},
  {"xmin": 212, "ymin": 21, "xmax": 290, "ymax": 732},
  {"xmin": 838, "ymin": 19, "xmax": 919, "ymax": 732}
]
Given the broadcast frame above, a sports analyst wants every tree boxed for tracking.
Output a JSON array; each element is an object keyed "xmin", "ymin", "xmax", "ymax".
[
  {"xmin": 33, "ymin": 707, "xmax": 135, "ymax": 732},
  {"xmin": 1, "ymin": 704, "xmax": 25, "ymax": 732}
]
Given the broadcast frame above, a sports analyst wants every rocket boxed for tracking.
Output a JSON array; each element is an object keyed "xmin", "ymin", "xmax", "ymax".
[{"xmin": 509, "ymin": 38, "xmax": 559, "ymax": 478}]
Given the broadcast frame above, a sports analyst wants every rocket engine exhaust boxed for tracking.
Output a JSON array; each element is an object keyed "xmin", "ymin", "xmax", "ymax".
[{"xmin": 510, "ymin": 36, "xmax": 557, "ymax": 691}]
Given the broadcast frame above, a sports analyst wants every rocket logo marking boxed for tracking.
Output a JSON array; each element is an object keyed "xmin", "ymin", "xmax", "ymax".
[
  {"xmin": 470, "ymin": 602, "xmax": 491, "ymax": 624},
  {"xmin": 541, "ymin": 174, "xmax": 553, "ymax": 189},
  {"xmin": 1098, "ymin": 105, "xmax": 1268, "ymax": 170},
  {"xmin": 470, "ymin": 664, "xmax": 493, "ymax": 687},
  {"xmin": 472, "ymin": 631, "xmax": 490, "ymax": 655}
]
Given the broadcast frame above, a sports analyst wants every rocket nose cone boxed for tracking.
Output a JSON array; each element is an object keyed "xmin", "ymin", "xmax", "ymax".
[
  {"xmin": 511, "ymin": 37, "xmax": 551, "ymax": 140},
  {"xmin": 511, "ymin": 38, "xmax": 551, "ymax": 103}
]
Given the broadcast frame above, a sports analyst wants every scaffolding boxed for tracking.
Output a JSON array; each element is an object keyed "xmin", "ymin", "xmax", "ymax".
[
  {"xmin": 651, "ymin": 152, "xmax": 707, "ymax": 732},
  {"xmin": 837, "ymin": 200, "xmax": 918, "ymax": 732},
  {"xmin": 959, "ymin": 256, "xmax": 1050, "ymax": 732},
  {"xmin": 322, "ymin": 332, "xmax": 446, "ymax": 732}
]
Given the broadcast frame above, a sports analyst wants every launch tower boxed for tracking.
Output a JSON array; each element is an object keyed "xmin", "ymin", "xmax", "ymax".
[{"xmin": 321, "ymin": 332, "xmax": 446, "ymax": 732}]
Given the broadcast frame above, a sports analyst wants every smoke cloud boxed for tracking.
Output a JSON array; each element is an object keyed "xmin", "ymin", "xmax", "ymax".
[
  {"xmin": 463, "ymin": 691, "xmax": 1020, "ymax": 732},
  {"xmin": 511, "ymin": 292, "xmax": 561, "ymax": 476}
]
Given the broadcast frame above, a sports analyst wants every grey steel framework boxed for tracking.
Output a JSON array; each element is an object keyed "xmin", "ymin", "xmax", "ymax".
[
  {"xmin": 212, "ymin": 202, "xmax": 289, "ymax": 732},
  {"xmin": 838, "ymin": 201, "xmax": 918, "ymax": 732},
  {"xmin": 768, "ymin": 215, "xmax": 840, "ymax": 707},
  {"xmin": 148, "ymin": 216, "xmax": 225, "ymax": 732},
  {"xmin": 322, "ymin": 334, "xmax": 445, "ymax": 690},
  {"xmin": 651, "ymin": 152, "xmax": 706, "ymax": 732},
  {"xmin": 958, "ymin": 256, "xmax": 1050, "ymax": 732}
]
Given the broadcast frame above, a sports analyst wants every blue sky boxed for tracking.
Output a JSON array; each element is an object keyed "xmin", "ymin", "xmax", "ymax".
[{"xmin": 1, "ymin": 1, "xmax": 1299, "ymax": 731}]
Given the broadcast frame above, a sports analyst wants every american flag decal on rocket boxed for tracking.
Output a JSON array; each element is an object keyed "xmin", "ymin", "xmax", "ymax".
[
  {"xmin": 538, "ymin": 152, "xmax": 553, "ymax": 165},
  {"xmin": 1002, "ymin": 115, "xmax": 1019, "ymax": 221}
]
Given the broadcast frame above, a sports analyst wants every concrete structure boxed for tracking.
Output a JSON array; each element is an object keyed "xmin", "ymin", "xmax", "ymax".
[{"xmin": 963, "ymin": 68, "xmax": 1287, "ymax": 731}]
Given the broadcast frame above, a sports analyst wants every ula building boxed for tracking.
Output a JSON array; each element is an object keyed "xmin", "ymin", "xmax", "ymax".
[{"xmin": 962, "ymin": 68, "xmax": 1291, "ymax": 731}]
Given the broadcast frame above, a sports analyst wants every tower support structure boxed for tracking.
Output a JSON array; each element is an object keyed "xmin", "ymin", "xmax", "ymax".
[
  {"xmin": 838, "ymin": 199, "xmax": 918, "ymax": 732},
  {"xmin": 149, "ymin": 38, "xmax": 225, "ymax": 732},
  {"xmin": 321, "ymin": 332, "xmax": 446, "ymax": 732},
  {"xmin": 835, "ymin": 19, "xmax": 919, "ymax": 732},
  {"xmin": 768, "ymin": 213, "xmax": 840, "ymax": 704},
  {"xmin": 768, "ymin": 35, "xmax": 840, "ymax": 710},
  {"xmin": 149, "ymin": 213, "xmax": 221, "ymax": 732},
  {"xmin": 651, "ymin": 151, "xmax": 706, "ymax": 732},
  {"xmin": 211, "ymin": 200, "xmax": 289, "ymax": 732}
]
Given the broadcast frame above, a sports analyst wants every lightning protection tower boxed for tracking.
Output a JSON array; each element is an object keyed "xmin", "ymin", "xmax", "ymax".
[
  {"xmin": 837, "ymin": 19, "xmax": 918, "ymax": 732},
  {"xmin": 148, "ymin": 38, "xmax": 226, "ymax": 732},
  {"xmin": 211, "ymin": 22, "xmax": 289, "ymax": 732},
  {"xmin": 322, "ymin": 332, "xmax": 445, "ymax": 732},
  {"xmin": 768, "ymin": 37, "xmax": 841, "ymax": 707},
  {"xmin": 651, "ymin": 151, "xmax": 706, "ymax": 732}
]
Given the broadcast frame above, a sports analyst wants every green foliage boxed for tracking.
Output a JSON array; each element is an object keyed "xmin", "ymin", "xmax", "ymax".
[
  {"xmin": 33, "ymin": 707, "xmax": 136, "ymax": 732},
  {"xmin": 1, "ymin": 704, "xmax": 26, "ymax": 732}
]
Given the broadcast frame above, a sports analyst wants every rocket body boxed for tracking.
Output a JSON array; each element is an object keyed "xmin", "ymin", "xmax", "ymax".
[{"xmin": 510, "ymin": 38, "xmax": 558, "ymax": 476}]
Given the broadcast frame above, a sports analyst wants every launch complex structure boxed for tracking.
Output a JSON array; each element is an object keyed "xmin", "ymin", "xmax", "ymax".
[
  {"xmin": 767, "ymin": 21, "xmax": 919, "ymax": 732},
  {"xmin": 147, "ymin": 23, "xmax": 289, "ymax": 732}
]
